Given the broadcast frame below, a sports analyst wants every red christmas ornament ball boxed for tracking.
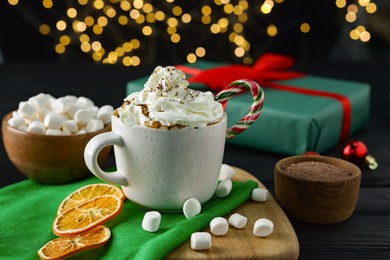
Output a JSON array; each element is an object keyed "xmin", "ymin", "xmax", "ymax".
[{"xmin": 342, "ymin": 140, "xmax": 368, "ymax": 165}]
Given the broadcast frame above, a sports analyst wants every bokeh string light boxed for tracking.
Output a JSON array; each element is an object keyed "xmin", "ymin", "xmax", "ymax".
[
  {"xmin": 6, "ymin": 0, "xmax": 378, "ymax": 66},
  {"xmin": 336, "ymin": 0, "xmax": 377, "ymax": 43}
]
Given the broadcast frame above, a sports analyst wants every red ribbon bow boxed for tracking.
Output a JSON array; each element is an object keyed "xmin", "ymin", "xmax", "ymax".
[
  {"xmin": 176, "ymin": 53, "xmax": 351, "ymax": 142},
  {"xmin": 178, "ymin": 53, "xmax": 304, "ymax": 91}
]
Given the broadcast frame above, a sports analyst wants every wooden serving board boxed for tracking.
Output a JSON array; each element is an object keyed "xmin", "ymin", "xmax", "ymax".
[{"xmin": 167, "ymin": 167, "xmax": 299, "ymax": 259}]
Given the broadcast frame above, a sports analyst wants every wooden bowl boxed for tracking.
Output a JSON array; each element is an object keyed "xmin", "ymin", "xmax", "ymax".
[
  {"xmin": 2, "ymin": 112, "xmax": 111, "ymax": 184},
  {"xmin": 274, "ymin": 155, "xmax": 361, "ymax": 224}
]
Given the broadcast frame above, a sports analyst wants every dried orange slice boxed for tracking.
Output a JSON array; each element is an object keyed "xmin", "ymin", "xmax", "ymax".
[
  {"xmin": 57, "ymin": 183, "xmax": 125, "ymax": 215},
  {"xmin": 38, "ymin": 226, "xmax": 111, "ymax": 260},
  {"xmin": 53, "ymin": 195, "xmax": 123, "ymax": 236}
]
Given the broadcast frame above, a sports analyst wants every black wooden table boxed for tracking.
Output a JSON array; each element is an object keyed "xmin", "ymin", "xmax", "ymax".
[{"xmin": 1, "ymin": 62, "xmax": 389, "ymax": 259}]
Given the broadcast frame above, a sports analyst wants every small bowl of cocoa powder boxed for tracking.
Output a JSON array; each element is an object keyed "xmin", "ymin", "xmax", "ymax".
[{"xmin": 274, "ymin": 155, "xmax": 361, "ymax": 224}]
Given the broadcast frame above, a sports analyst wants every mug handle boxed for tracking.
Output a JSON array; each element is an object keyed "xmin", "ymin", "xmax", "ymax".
[
  {"xmin": 214, "ymin": 79, "xmax": 265, "ymax": 139},
  {"xmin": 84, "ymin": 131, "xmax": 128, "ymax": 186}
]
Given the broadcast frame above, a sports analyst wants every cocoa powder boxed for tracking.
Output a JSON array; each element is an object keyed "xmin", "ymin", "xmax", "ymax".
[{"xmin": 281, "ymin": 161, "xmax": 352, "ymax": 181}]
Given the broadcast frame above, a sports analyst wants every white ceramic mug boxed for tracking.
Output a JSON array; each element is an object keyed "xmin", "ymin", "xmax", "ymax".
[
  {"xmin": 85, "ymin": 114, "xmax": 227, "ymax": 211},
  {"xmin": 84, "ymin": 80, "xmax": 263, "ymax": 211}
]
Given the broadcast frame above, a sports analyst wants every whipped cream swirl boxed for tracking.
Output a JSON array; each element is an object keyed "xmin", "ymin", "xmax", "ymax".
[{"xmin": 118, "ymin": 66, "xmax": 223, "ymax": 128}]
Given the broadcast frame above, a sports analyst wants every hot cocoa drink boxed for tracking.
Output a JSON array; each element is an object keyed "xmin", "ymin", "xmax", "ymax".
[{"xmin": 115, "ymin": 66, "xmax": 223, "ymax": 129}]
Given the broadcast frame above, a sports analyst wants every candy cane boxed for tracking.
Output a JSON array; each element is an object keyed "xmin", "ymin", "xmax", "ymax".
[{"xmin": 214, "ymin": 79, "xmax": 264, "ymax": 139}]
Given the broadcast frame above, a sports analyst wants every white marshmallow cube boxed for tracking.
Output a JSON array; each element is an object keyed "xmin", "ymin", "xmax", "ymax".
[
  {"xmin": 251, "ymin": 188, "xmax": 268, "ymax": 202},
  {"xmin": 27, "ymin": 121, "xmax": 46, "ymax": 135},
  {"xmin": 228, "ymin": 213, "xmax": 247, "ymax": 229},
  {"xmin": 88, "ymin": 106, "xmax": 99, "ymax": 118},
  {"xmin": 253, "ymin": 218, "xmax": 274, "ymax": 237},
  {"xmin": 44, "ymin": 113, "xmax": 64, "ymax": 129},
  {"xmin": 28, "ymin": 93, "xmax": 51, "ymax": 110},
  {"xmin": 64, "ymin": 95, "xmax": 78, "ymax": 104},
  {"xmin": 18, "ymin": 102, "xmax": 37, "ymax": 119},
  {"xmin": 209, "ymin": 217, "xmax": 229, "ymax": 236},
  {"xmin": 18, "ymin": 125, "xmax": 28, "ymax": 131},
  {"xmin": 62, "ymin": 128, "xmax": 71, "ymax": 135},
  {"xmin": 67, "ymin": 104, "xmax": 83, "ymax": 118},
  {"xmin": 219, "ymin": 164, "xmax": 235, "ymax": 180},
  {"xmin": 142, "ymin": 211, "xmax": 161, "ymax": 233},
  {"xmin": 191, "ymin": 232, "xmax": 211, "ymax": 251},
  {"xmin": 74, "ymin": 109, "xmax": 93, "ymax": 125},
  {"xmin": 45, "ymin": 128, "xmax": 63, "ymax": 135},
  {"xmin": 58, "ymin": 113, "xmax": 70, "ymax": 121},
  {"xmin": 183, "ymin": 198, "xmax": 201, "ymax": 219},
  {"xmin": 215, "ymin": 179, "xmax": 232, "ymax": 198},
  {"xmin": 8, "ymin": 115, "xmax": 25, "ymax": 128},
  {"xmin": 12, "ymin": 111, "xmax": 19, "ymax": 118},
  {"xmin": 76, "ymin": 129, "xmax": 87, "ymax": 135},
  {"xmin": 62, "ymin": 120, "xmax": 79, "ymax": 134},
  {"xmin": 97, "ymin": 105, "xmax": 114, "ymax": 125},
  {"xmin": 86, "ymin": 119, "xmax": 104, "ymax": 133},
  {"xmin": 75, "ymin": 96, "xmax": 94, "ymax": 108},
  {"xmin": 47, "ymin": 94, "xmax": 56, "ymax": 105},
  {"xmin": 37, "ymin": 107, "xmax": 52, "ymax": 121},
  {"xmin": 51, "ymin": 96, "xmax": 76, "ymax": 114}
]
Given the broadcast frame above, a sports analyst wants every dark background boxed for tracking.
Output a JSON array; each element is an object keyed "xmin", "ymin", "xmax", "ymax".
[{"xmin": 1, "ymin": 0, "xmax": 389, "ymax": 65}]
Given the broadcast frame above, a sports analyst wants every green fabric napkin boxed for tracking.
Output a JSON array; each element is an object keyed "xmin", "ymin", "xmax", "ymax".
[{"xmin": 0, "ymin": 177, "xmax": 257, "ymax": 260}]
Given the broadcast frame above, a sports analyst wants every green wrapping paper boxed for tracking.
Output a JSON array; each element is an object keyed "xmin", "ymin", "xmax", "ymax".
[{"xmin": 126, "ymin": 61, "xmax": 370, "ymax": 155}]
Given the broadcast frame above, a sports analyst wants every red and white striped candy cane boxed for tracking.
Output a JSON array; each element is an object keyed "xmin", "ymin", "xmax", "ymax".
[{"xmin": 214, "ymin": 79, "xmax": 264, "ymax": 139}]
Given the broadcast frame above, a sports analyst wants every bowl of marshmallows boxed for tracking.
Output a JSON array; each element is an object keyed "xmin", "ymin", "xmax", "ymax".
[{"xmin": 2, "ymin": 93, "xmax": 113, "ymax": 184}]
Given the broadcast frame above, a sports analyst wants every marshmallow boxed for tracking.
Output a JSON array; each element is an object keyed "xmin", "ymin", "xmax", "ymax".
[
  {"xmin": 47, "ymin": 94, "xmax": 56, "ymax": 105},
  {"xmin": 228, "ymin": 213, "xmax": 247, "ymax": 229},
  {"xmin": 191, "ymin": 232, "xmax": 211, "ymax": 251},
  {"xmin": 76, "ymin": 129, "xmax": 87, "ymax": 135},
  {"xmin": 86, "ymin": 119, "xmax": 104, "ymax": 133},
  {"xmin": 12, "ymin": 111, "xmax": 19, "ymax": 118},
  {"xmin": 37, "ymin": 107, "xmax": 52, "ymax": 121},
  {"xmin": 88, "ymin": 106, "xmax": 99, "ymax": 118},
  {"xmin": 44, "ymin": 113, "xmax": 64, "ymax": 129},
  {"xmin": 28, "ymin": 93, "xmax": 51, "ymax": 110},
  {"xmin": 51, "ymin": 96, "xmax": 76, "ymax": 114},
  {"xmin": 64, "ymin": 95, "xmax": 78, "ymax": 104},
  {"xmin": 67, "ymin": 104, "xmax": 83, "ymax": 118},
  {"xmin": 253, "ymin": 218, "xmax": 274, "ymax": 237},
  {"xmin": 59, "ymin": 113, "xmax": 70, "ymax": 121},
  {"xmin": 45, "ymin": 128, "xmax": 63, "ymax": 135},
  {"xmin": 219, "ymin": 164, "xmax": 235, "ymax": 180},
  {"xmin": 209, "ymin": 217, "xmax": 229, "ymax": 236},
  {"xmin": 75, "ymin": 96, "xmax": 94, "ymax": 108},
  {"xmin": 215, "ymin": 179, "xmax": 232, "ymax": 198},
  {"xmin": 74, "ymin": 109, "xmax": 93, "ymax": 125},
  {"xmin": 62, "ymin": 120, "xmax": 79, "ymax": 134},
  {"xmin": 97, "ymin": 105, "xmax": 114, "ymax": 125},
  {"xmin": 62, "ymin": 128, "xmax": 71, "ymax": 135},
  {"xmin": 183, "ymin": 198, "xmax": 201, "ymax": 219},
  {"xmin": 18, "ymin": 125, "xmax": 28, "ymax": 132},
  {"xmin": 8, "ymin": 115, "xmax": 25, "ymax": 128},
  {"xmin": 142, "ymin": 211, "xmax": 161, "ymax": 232},
  {"xmin": 18, "ymin": 102, "xmax": 37, "ymax": 119},
  {"xmin": 251, "ymin": 188, "xmax": 268, "ymax": 202},
  {"xmin": 27, "ymin": 121, "xmax": 46, "ymax": 135}
]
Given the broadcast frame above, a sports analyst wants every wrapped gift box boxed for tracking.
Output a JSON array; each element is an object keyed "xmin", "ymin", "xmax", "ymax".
[{"xmin": 126, "ymin": 58, "xmax": 370, "ymax": 155}]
